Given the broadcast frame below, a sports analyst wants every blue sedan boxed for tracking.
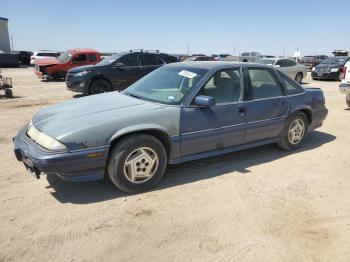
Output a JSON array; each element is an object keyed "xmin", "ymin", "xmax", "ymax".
[{"xmin": 13, "ymin": 62, "xmax": 328, "ymax": 193}]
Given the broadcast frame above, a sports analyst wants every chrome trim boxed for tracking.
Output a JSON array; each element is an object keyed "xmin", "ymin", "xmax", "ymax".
[
  {"xmin": 247, "ymin": 116, "xmax": 286, "ymax": 125},
  {"xmin": 182, "ymin": 123, "xmax": 246, "ymax": 135}
]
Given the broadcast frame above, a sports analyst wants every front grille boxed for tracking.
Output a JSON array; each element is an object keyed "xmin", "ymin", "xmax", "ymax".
[
  {"xmin": 65, "ymin": 72, "xmax": 73, "ymax": 82},
  {"xmin": 315, "ymin": 67, "xmax": 330, "ymax": 73}
]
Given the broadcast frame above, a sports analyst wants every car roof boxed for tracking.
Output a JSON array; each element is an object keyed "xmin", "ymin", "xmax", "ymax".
[
  {"xmin": 167, "ymin": 61, "xmax": 270, "ymax": 70},
  {"xmin": 67, "ymin": 48, "xmax": 99, "ymax": 54}
]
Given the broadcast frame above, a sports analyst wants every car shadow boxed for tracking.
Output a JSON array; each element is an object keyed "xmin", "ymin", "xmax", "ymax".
[{"xmin": 47, "ymin": 130, "xmax": 336, "ymax": 204}]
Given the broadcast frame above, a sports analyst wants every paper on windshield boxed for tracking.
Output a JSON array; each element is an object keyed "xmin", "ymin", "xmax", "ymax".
[{"xmin": 178, "ymin": 70, "xmax": 197, "ymax": 79}]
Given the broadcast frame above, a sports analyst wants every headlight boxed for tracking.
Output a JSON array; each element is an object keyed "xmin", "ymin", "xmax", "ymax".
[
  {"xmin": 73, "ymin": 70, "xmax": 90, "ymax": 77},
  {"xmin": 330, "ymin": 68, "xmax": 339, "ymax": 73},
  {"xmin": 312, "ymin": 67, "xmax": 316, "ymax": 71},
  {"xmin": 27, "ymin": 121, "xmax": 67, "ymax": 151}
]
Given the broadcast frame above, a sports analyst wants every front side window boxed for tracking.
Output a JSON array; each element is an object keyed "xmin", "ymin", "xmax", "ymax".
[
  {"xmin": 248, "ymin": 68, "xmax": 283, "ymax": 99},
  {"xmin": 142, "ymin": 54, "xmax": 158, "ymax": 66},
  {"xmin": 124, "ymin": 66, "xmax": 208, "ymax": 104},
  {"xmin": 278, "ymin": 71, "xmax": 304, "ymax": 95},
  {"xmin": 197, "ymin": 68, "xmax": 242, "ymax": 104},
  {"xmin": 88, "ymin": 53, "xmax": 97, "ymax": 62},
  {"xmin": 275, "ymin": 60, "xmax": 285, "ymax": 67},
  {"xmin": 118, "ymin": 54, "xmax": 140, "ymax": 66},
  {"xmin": 72, "ymin": 54, "xmax": 87, "ymax": 64}
]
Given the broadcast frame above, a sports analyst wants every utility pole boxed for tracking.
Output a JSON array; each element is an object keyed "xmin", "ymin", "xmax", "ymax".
[
  {"xmin": 282, "ymin": 48, "xmax": 286, "ymax": 57},
  {"xmin": 187, "ymin": 43, "xmax": 190, "ymax": 56},
  {"xmin": 233, "ymin": 45, "xmax": 236, "ymax": 56},
  {"xmin": 10, "ymin": 36, "xmax": 14, "ymax": 51}
]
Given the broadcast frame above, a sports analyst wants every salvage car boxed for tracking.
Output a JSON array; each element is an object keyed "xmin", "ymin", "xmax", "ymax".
[
  {"xmin": 257, "ymin": 58, "xmax": 307, "ymax": 84},
  {"xmin": 183, "ymin": 56, "xmax": 215, "ymax": 61},
  {"xmin": 13, "ymin": 62, "xmax": 328, "ymax": 193},
  {"xmin": 66, "ymin": 50, "xmax": 177, "ymax": 95},
  {"xmin": 34, "ymin": 48, "xmax": 101, "ymax": 80},
  {"xmin": 30, "ymin": 50, "xmax": 60, "ymax": 65},
  {"xmin": 300, "ymin": 55, "xmax": 328, "ymax": 70},
  {"xmin": 311, "ymin": 56, "xmax": 350, "ymax": 81},
  {"xmin": 339, "ymin": 60, "xmax": 350, "ymax": 106}
]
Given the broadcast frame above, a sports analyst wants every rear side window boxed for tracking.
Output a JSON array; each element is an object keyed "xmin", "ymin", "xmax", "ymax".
[
  {"xmin": 285, "ymin": 60, "xmax": 296, "ymax": 66},
  {"xmin": 156, "ymin": 56, "xmax": 165, "ymax": 65},
  {"xmin": 118, "ymin": 54, "xmax": 140, "ymax": 66},
  {"xmin": 275, "ymin": 60, "xmax": 285, "ymax": 67},
  {"xmin": 248, "ymin": 69, "xmax": 283, "ymax": 99},
  {"xmin": 72, "ymin": 54, "xmax": 87, "ymax": 64},
  {"xmin": 88, "ymin": 53, "xmax": 97, "ymax": 62},
  {"xmin": 142, "ymin": 54, "xmax": 158, "ymax": 66},
  {"xmin": 278, "ymin": 72, "xmax": 304, "ymax": 95}
]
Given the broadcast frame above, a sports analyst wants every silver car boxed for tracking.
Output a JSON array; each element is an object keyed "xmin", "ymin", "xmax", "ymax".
[{"xmin": 258, "ymin": 58, "xmax": 307, "ymax": 84}]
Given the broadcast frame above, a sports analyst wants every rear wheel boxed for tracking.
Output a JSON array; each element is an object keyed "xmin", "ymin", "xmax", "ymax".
[
  {"xmin": 108, "ymin": 134, "xmax": 167, "ymax": 193},
  {"xmin": 89, "ymin": 79, "xmax": 111, "ymax": 95},
  {"xmin": 277, "ymin": 112, "xmax": 309, "ymax": 150},
  {"xmin": 4, "ymin": 88, "xmax": 13, "ymax": 98},
  {"xmin": 295, "ymin": 72, "xmax": 303, "ymax": 84}
]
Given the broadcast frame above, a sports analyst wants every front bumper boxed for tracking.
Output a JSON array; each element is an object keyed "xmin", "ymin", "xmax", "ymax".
[
  {"xmin": 311, "ymin": 71, "xmax": 339, "ymax": 80},
  {"xmin": 66, "ymin": 80, "xmax": 87, "ymax": 93},
  {"xmin": 13, "ymin": 125, "xmax": 109, "ymax": 182},
  {"xmin": 339, "ymin": 83, "xmax": 350, "ymax": 94}
]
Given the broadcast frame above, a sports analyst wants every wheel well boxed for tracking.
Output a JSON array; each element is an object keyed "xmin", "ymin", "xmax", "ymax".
[
  {"xmin": 299, "ymin": 109, "xmax": 312, "ymax": 124},
  {"xmin": 109, "ymin": 130, "xmax": 171, "ymax": 157}
]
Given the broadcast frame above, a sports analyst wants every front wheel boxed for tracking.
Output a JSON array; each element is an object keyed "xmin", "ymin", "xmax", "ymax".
[
  {"xmin": 277, "ymin": 112, "xmax": 309, "ymax": 150},
  {"xmin": 89, "ymin": 79, "xmax": 111, "ymax": 95},
  {"xmin": 346, "ymin": 94, "xmax": 350, "ymax": 107},
  {"xmin": 107, "ymin": 134, "xmax": 167, "ymax": 193},
  {"xmin": 5, "ymin": 88, "xmax": 13, "ymax": 98}
]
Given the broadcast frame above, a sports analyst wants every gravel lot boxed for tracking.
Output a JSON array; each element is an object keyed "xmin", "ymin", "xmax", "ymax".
[{"xmin": 0, "ymin": 67, "xmax": 349, "ymax": 262}]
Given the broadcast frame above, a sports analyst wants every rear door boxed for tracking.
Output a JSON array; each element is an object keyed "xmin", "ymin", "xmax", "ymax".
[
  {"xmin": 243, "ymin": 67, "xmax": 288, "ymax": 143},
  {"xmin": 180, "ymin": 68, "xmax": 246, "ymax": 157}
]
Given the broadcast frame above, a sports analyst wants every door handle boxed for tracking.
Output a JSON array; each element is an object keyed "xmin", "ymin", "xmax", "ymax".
[{"xmin": 238, "ymin": 106, "xmax": 246, "ymax": 113}]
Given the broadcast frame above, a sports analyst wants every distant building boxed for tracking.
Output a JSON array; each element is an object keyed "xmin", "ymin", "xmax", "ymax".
[{"xmin": 0, "ymin": 17, "xmax": 11, "ymax": 52}]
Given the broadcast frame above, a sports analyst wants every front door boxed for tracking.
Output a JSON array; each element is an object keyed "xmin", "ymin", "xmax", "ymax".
[
  {"xmin": 112, "ymin": 53, "xmax": 143, "ymax": 90},
  {"xmin": 243, "ymin": 67, "xmax": 288, "ymax": 143},
  {"xmin": 180, "ymin": 68, "xmax": 246, "ymax": 157}
]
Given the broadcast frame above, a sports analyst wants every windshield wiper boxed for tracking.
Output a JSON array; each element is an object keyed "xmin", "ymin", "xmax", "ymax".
[{"xmin": 126, "ymin": 93, "xmax": 143, "ymax": 100}]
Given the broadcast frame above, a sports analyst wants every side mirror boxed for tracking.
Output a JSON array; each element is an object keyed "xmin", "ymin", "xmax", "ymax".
[
  {"xmin": 194, "ymin": 95, "xmax": 216, "ymax": 107},
  {"xmin": 274, "ymin": 64, "xmax": 281, "ymax": 68}
]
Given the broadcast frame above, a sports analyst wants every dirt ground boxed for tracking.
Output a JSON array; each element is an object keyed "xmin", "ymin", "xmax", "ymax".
[{"xmin": 0, "ymin": 67, "xmax": 349, "ymax": 262}]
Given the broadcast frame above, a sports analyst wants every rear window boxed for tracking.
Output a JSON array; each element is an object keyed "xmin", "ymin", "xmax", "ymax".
[{"xmin": 278, "ymin": 71, "xmax": 304, "ymax": 95}]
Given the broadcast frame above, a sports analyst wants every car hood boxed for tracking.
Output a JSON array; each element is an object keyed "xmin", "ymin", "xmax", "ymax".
[
  {"xmin": 35, "ymin": 57, "xmax": 61, "ymax": 66},
  {"xmin": 316, "ymin": 63, "xmax": 341, "ymax": 69},
  {"xmin": 32, "ymin": 92, "xmax": 166, "ymax": 140}
]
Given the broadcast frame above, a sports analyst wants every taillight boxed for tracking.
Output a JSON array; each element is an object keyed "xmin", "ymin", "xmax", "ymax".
[{"xmin": 342, "ymin": 67, "xmax": 347, "ymax": 80}]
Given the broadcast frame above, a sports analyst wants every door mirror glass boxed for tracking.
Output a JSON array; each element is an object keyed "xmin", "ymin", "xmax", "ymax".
[
  {"xmin": 274, "ymin": 64, "xmax": 281, "ymax": 68},
  {"xmin": 194, "ymin": 95, "xmax": 216, "ymax": 107}
]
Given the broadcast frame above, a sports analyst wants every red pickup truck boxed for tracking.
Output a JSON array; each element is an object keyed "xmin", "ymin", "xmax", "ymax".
[{"xmin": 34, "ymin": 48, "xmax": 101, "ymax": 80}]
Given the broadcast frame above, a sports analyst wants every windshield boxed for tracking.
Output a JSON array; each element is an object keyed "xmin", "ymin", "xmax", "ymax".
[
  {"xmin": 321, "ymin": 57, "xmax": 346, "ymax": 65},
  {"xmin": 123, "ymin": 66, "xmax": 208, "ymax": 105},
  {"xmin": 257, "ymin": 59, "xmax": 275, "ymax": 65},
  {"xmin": 57, "ymin": 51, "xmax": 72, "ymax": 63},
  {"xmin": 96, "ymin": 53, "xmax": 123, "ymax": 66}
]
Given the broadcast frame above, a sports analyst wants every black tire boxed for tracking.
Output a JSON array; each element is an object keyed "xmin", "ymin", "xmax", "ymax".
[
  {"xmin": 337, "ymin": 71, "xmax": 343, "ymax": 81},
  {"xmin": 51, "ymin": 72, "xmax": 60, "ymax": 80},
  {"xmin": 5, "ymin": 88, "xmax": 13, "ymax": 98},
  {"xmin": 89, "ymin": 79, "xmax": 111, "ymax": 95},
  {"xmin": 107, "ymin": 134, "xmax": 168, "ymax": 193},
  {"xmin": 277, "ymin": 111, "xmax": 309, "ymax": 151},
  {"xmin": 295, "ymin": 72, "xmax": 303, "ymax": 84},
  {"xmin": 346, "ymin": 94, "xmax": 350, "ymax": 107}
]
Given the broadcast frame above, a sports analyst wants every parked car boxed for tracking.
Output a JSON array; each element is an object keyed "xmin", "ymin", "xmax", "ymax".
[
  {"xmin": 311, "ymin": 56, "xmax": 350, "ymax": 81},
  {"xmin": 30, "ymin": 51, "xmax": 61, "ymax": 65},
  {"xmin": 14, "ymin": 62, "xmax": 328, "ymax": 193},
  {"xmin": 183, "ymin": 56, "xmax": 215, "ymax": 61},
  {"xmin": 215, "ymin": 54, "xmax": 231, "ymax": 61},
  {"xmin": 66, "ymin": 50, "xmax": 176, "ymax": 95},
  {"xmin": 257, "ymin": 58, "xmax": 307, "ymax": 84},
  {"xmin": 34, "ymin": 48, "xmax": 101, "ymax": 80},
  {"xmin": 239, "ymin": 52, "xmax": 262, "ymax": 62},
  {"xmin": 339, "ymin": 60, "xmax": 350, "ymax": 106},
  {"xmin": 300, "ymin": 55, "xmax": 328, "ymax": 70}
]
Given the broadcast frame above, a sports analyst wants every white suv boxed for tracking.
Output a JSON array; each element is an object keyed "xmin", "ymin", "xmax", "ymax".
[
  {"xmin": 339, "ymin": 60, "xmax": 350, "ymax": 106},
  {"xmin": 30, "ymin": 51, "xmax": 60, "ymax": 65}
]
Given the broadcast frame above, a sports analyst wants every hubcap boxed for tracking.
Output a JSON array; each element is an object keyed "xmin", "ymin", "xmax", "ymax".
[
  {"xmin": 288, "ymin": 118, "xmax": 305, "ymax": 145},
  {"xmin": 123, "ymin": 147, "xmax": 159, "ymax": 184},
  {"xmin": 93, "ymin": 83, "xmax": 107, "ymax": 94}
]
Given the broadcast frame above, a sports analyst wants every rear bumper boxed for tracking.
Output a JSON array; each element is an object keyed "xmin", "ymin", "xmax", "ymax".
[
  {"xmin": 13, "ymin": 125, "xmax": 109, "ymax": 182},
  {"xmin": 310, "ymin": 107, "xmax": 328, "ymax": 130}
]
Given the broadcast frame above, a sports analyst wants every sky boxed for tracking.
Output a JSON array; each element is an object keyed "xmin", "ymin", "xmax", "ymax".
[{"xmin": 2, "ymin": 0, "xmax": 350, "ymax": 56}]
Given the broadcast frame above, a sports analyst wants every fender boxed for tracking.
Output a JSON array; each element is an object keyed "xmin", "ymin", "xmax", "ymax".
[{"xmin": 107, "ymin": 124, "xmax": 170, "ymax": 145}]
